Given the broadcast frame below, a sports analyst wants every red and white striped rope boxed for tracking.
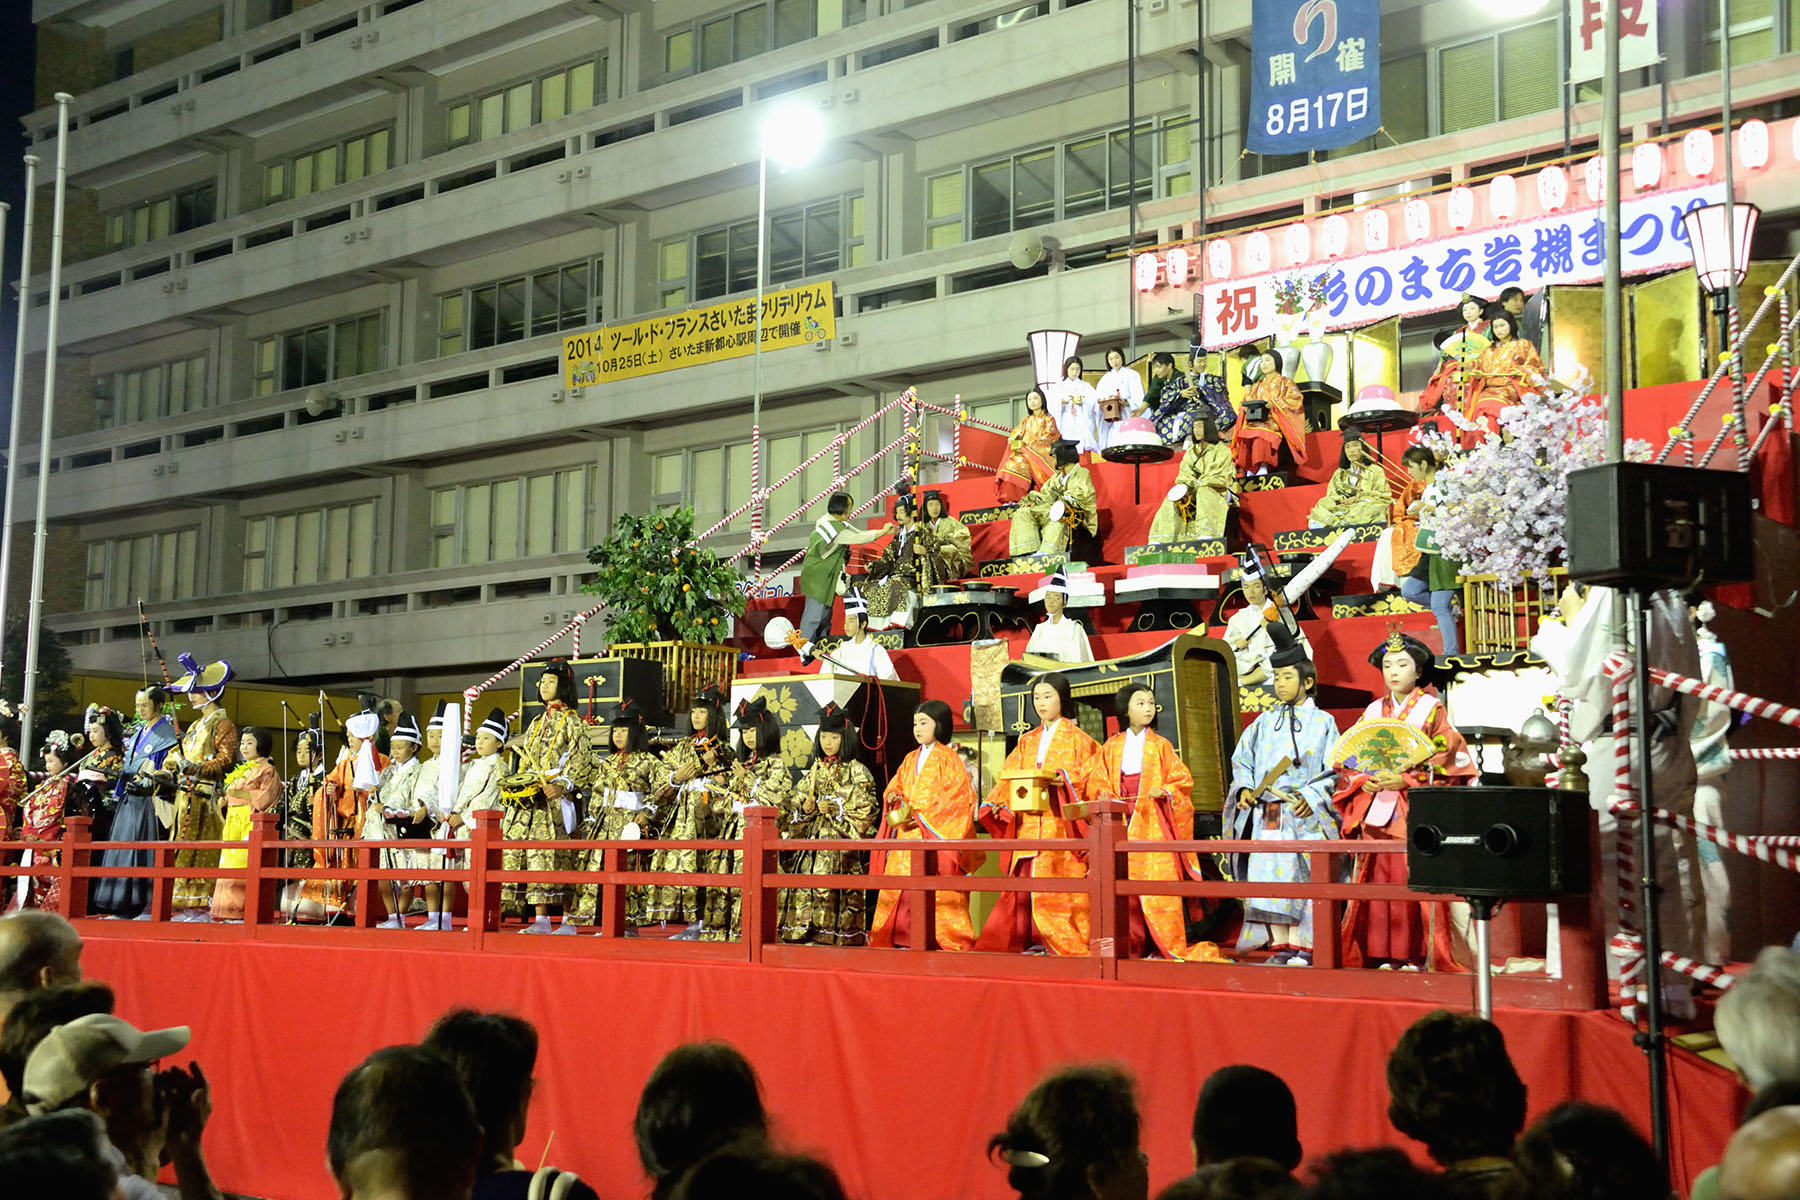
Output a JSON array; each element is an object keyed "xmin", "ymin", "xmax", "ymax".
[
  {"xmin": 1730, "ymin": 303, "xmax": 1749, "ymax": 472},
  {"xmin": 1646, "ymin": 666, "xmax": 1800, "ymax": 728},
  {"xmin": 1730, "ymin": 746, "xmax": 1800, "ymax": 761},
  {"xmin": 1601, "ymin": 653, "xmax": 1645, "ymax": 1024},
  {"xmin": 1659, "ymin": 951, "xmax": 1738, "ymax": 989}
]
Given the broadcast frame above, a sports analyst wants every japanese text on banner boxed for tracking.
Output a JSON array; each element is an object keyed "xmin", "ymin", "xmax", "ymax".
[
  {"xmin": 1569, "ymin": 0, "xmax": 1659, "ymax": 83},
  {"xmin": 1200, "ymin": 183, "xmax": 1724, "ymax": 350},
  {"xmin": 562, "ymin": 281, "xmax": 836, "ymax": 388},
  {"xmin": 1247, "ymin": 0, "xmax": 1381, "ymax": 155}
]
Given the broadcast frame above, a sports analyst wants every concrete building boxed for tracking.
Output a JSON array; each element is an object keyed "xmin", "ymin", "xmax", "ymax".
[{"xmin": 12, "ymin": 0, "xmax": 1800, "ymax": 704}]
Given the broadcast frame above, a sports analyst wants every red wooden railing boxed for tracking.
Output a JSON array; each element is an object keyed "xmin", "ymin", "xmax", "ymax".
[{"xmin": 2, "ymin": 806, "xmax": 1607, "ymax": 1009}]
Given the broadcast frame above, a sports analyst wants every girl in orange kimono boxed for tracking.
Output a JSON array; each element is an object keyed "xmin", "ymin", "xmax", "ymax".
[
  {"xmin": 1417, "ymin": 296, "xmax": 1489, "ymax": 415},
  {"xmin": 1232, "ymin": 352, "xmax": 1310, "ymax": 475},
  {"xmin": 870, "ymin": 700, "xmax": 979, "ymax": 951},
  {"xmin": 974, "ymin": 672, "xmax": 1099, "ymax": 956},
  {"xmin": 1460, "ymin": 311, "xmax": 1545, "ymax": 448},
  {"xmin": 995, "ymin": 387, "xmax": 1060, "ymax": 502},
  {"xmin": 1096, "ymin": 682, "xmax": 1224, "ymax": 961},
  {"xmin": 1332, "ymin": 631, "xmax": 1478, "ymax": 970}
]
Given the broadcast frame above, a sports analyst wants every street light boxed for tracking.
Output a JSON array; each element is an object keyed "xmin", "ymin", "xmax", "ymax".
[
  {"xmin": 750, "ymin": 102, "xmax": 827, "ymax": 570},
  {"xmin": 1682, "ymin": 201, "xmax": 1759, "ymax": 372}
]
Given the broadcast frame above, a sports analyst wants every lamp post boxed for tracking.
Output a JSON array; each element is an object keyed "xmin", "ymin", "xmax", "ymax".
[
  {"xmin": 1682, "ymin": 202, "xmax": 1759, "ymax": 381},
  {"xmin": 750, "ymin": 103, "xmax": 826, "ymax": 572}
]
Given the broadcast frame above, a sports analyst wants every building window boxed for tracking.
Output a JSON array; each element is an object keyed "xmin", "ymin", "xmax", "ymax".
[
  {"xmin": 436, "ymin": 259, "xmax": 601, "ymax": 358},
  {"xmin": 651, "ymin": 424, "xmax": 861, "ymax": 532},
  {"xmin": 85, "ymin": 529, "xmax": 199, "ymax": 610},
  {"xmin": 104, "ymin": 355, "xmax": 208, "ymax": 428},
  {"xmin": 242, "ymin": 500, "xmax": 378, "ymax": 591},
  {"xmin": 445, "ymin": 58, "xmax": 605, "ymax": 147},
  {"xmin": 1703, "ymin": 0, "xmax": 1799, "ymax": 67},
  {"xmin": 263, "ymin": 126, "xmax": 394, "ymax": 203},
  {"xmin": 1438, "ymin": 19, "xmax": 1559, "ymax": 136},
  {"xmin": 663, "ymin": 0, "xmax": 816, "ymax": 79},
  {"xmin": 251, "ymin": 312, "xmax": 384, "ymax": 397},
  {"xmin": 927, "ymin": 117, "xmax": 1186, "ymax": 245},
  {"xmin": 659, "ymin": 196, "xmax": 861, "ymax": 305},
  {"xmin": 1327, "ymin": 54, "xmax": 1428, "ymax": 159},
  {"xmin": 429, "ymin": 467, "xmax": 588, "ymax": 567},
  {"xmin": 104, "ymin": 182, "xmax": 216, "ymax": 251}
]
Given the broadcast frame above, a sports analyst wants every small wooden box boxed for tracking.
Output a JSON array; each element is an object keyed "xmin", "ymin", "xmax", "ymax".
[
  {"xmin": 999, "ymin": 768, "xmax": 1058, "ymax": 813},
  {"xmin": 1098, "ymin": 395, "xmax": 1127, "ymax": 422}
]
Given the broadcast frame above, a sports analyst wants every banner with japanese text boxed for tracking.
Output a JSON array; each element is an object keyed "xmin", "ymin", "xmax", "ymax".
[
  {"xmin": 1247, "ymin": 0, "xmax": 1381, "ymax": 154},
  {"xmin": 562, "ymin": 280, "xmax": 836, "ymax": 388},
  {"xmin": 1199, "ymin": 182, "xmax": 1724, "ymax": 350},
  {"xmin": 1569, "ymin": 0, "xmax": 1659, "ymax": 84}
]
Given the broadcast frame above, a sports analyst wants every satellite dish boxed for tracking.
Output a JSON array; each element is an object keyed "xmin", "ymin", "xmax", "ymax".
[
  {"xmin": 303, "ymin": 387, "xmax": 339, "ymax": 417},
  {"xmin": 1008, "ymin": 229, "xmax": 1045, "ymax": 270}
]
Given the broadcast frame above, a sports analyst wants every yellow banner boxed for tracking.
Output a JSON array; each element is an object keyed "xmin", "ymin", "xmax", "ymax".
[{"xmin": 562, "ymin": 280, "xmax": 836, "ymax": 388}]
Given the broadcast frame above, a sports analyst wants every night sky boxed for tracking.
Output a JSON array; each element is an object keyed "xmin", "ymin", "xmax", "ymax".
[{"xmin": 0, "ymin": 5, "xmax": 36, "ymax": 409}]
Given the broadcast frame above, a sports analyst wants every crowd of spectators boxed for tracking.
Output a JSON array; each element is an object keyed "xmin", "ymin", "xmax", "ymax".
[{"xmin": 1, "ymin": 909, "xmax": 1797, "ymax": 1200}]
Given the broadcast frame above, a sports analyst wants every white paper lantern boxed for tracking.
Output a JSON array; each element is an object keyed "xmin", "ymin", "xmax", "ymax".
[
  {"xmin": 1134, "ymin": 251, "xmax": 1159, "ymax": 292},
  {"xmin": 1583, "ymin": 156, "xmax": 1606, "ymax": 204},
  {"xmin": 1164, "ymin": 247, "xmax": 1190, "ymax": 287},
  {"xmin": 1363, "ymin": 208, "xmax": 1390, "ymax": 252},
  {"xmin": 1244, "ymin": 230, "xmax": 1272, "ymax": 274},
  {"xmin": 1631, "ymin": 142, "xmax": 1663, "ymax": 191},
  {"xmin": 1537, "ymin": 165, "xmax": 1569, "ymax": 212},
  {"xmin": 1447, "ymin": 185, "xmax": 1475, "ymax": 231},
  {"xmin": 1489, "ymin": 173, "xmax": 1517, "ymax": 220},
  {"xmin": 1206, "ymin": 238, "xmax": 1232, "ymax": 280},
  {"xmin": 1738, "ymin": 119, "xmax": 1770, "ymax": 171},
  {"xmin": 1320, "ymin": 214, "xmax": 1349, "ymax": 259},
  {"xmin": 1284, "ymin": 222, "xmax": 1311, "ymax": 265},
  {"xmin": 1684, "ymin": 128, "xmax": 1715, "ymax": 178},
  {"xmin": 1403, "ymin": 197, "xmax": 1431, "ymax": 242}
]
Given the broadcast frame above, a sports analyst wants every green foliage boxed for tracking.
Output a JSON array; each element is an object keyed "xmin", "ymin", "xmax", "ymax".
[
  {"xmin": 584, "ymin": 507, "xmax": 747, "ymax": 645},
  {"xmin": 2, "ymin": 616, "xmax": 75, "ymax": 726}
]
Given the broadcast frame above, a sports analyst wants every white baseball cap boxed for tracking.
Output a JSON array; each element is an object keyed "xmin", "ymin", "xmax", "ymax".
[{"xmin": 23, "ymin": 1014, "xmax": 190, "ymax": 1115}]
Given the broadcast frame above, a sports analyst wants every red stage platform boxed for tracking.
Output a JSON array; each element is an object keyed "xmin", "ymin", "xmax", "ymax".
[{"xmin": 87, "ymin": 935, "xmax": 1742, "ymax": 1200}]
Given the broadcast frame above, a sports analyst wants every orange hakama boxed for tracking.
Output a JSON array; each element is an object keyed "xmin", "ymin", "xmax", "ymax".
[
  {"xmin": 870, "ymin": 743, "xmax": 979, "ymax": 951},
  {"xmin": 1098, "ymin": 729, "xmax": 1224, "ymax": 962}
]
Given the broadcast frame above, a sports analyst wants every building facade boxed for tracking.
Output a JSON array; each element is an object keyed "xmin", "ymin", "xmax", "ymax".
[{"xmin": 13, "ymin": 0, "xmax": 1800, "ymax": 703}]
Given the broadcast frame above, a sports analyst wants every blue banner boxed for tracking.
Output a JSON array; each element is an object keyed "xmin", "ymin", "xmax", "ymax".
[{"xmin": 1247, "ymin": 0, "xmax": 1381, "ymax": 154}]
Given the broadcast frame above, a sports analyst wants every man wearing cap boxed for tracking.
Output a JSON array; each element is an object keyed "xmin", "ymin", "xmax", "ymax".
[
  {"xmin": 1024, "ymin": 573, "xmax": 1093, "ymax": 664},
  {"xmin": 22, "ymin": 1013, "xmax": 220, "ymax": 1200},
  {"xmin": 829, "ymin": 590, "xmax": 899, "ymax": 680},
  {"xmin": 163, "ymin": 655, "xmax": 239, "ymax": 921}
]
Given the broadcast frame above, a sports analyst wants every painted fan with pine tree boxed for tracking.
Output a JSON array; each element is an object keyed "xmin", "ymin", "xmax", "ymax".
[{"xmin": 1327, "ymin": 718, "xmax": 1437, "ymax": 776}]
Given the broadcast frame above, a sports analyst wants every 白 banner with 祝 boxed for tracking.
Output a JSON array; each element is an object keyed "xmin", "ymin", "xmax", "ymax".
[
  {"xmin": 563, "ymin": 280, "xmax": 836, "ymax": 388},
  {"xmin": 1200, "ymin": 182, "xmax": 1724, "ymax": 350},
  {"xmin": 1247, "ymin": 0, "xmax": 1381, "ymax": 154},
  {"xmin": 1569, "ymin": 0, "xmax": 1660, "ymax": 84}
]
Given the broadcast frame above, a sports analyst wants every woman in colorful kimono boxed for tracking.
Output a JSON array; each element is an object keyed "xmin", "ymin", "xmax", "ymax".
[
  {"xmin": 211, "ymin": 726, "xmax": 282, "ymax": 922},
  {"xmin": 870, "ymin": 699, "xmax": 979, "ymax": 951},
  {"xmin": 571, "ymin": 697, "xmax": 663, "ymax": 929},
  {"xmin": 919, "ymin": 490, "xmax": 975, "ymax": 579},
  {"xmin": 1096, "ymin": 682, "xmax": 1224, "ymax": 961},
  {"xmin": 995, "ymin": 387, "xmax": 1060, "ymax": 503},
  {"xmin": 1232, "ymin": 352, "xmax": 1310, "ymax": 476},
  {"xmin": 1461, "ymin": 311, "xmax": 1546, "ymax": 448},
  {"xmin": 1149, "ymin": 413, "xmax": 1234, "ymax": 544},
  {"xmin": 1306, "ymin": 432, "xmax": 1392, "ymax": 529},
  {"xmin": 1332, "ymin": 629, "xmax": 1478, "ymax": 970},
  {"xmin": 71, "ymin": 706, "xmax": 126, "ymax": 844},
  {"xmin": 91, "ymin": 688, "xmax": 178, "ymax": 919},
  {"xmin": 701, "ymin": 697, "xmax": 794, "ymax": 942},
  {"xmin": 19, "ymin": 730, "xmax": 79, "ymax": 910},
  {"xmin": 1227, "ymin": 626, "xmax": 1340, "ymax": 965},
  {"xmin": 647, "ymin": 685, "xmax": 733, "ymax": 934},
  {"xmin": 501, "ymin": 660, "xmax": 597, "ymax": 934},
  {"xmin": 975, "ymin": 672, "xmax": 1100, "ymax": 956},
  {"xmin": 778, "ymin": 704, "xmax": 878, "ymax": 945},
  {"xmin": 1417, "ymin": 295, "xmax": 1490, "ymax": 417},
  {"xmin": 163, "ymin": 656, "xmax": 238, "ymax": 920},
  {"xmin": 362, "ymin": 712, "xmax": 430, "ymax": 929}
]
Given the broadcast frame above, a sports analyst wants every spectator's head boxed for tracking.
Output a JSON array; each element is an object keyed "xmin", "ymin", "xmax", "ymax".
[
  {"xmin": 1719, "ymin": 1105, "xmax": 1800, "ymax": 1200},
  {"xmin": 0, "ymin": 912, "xmax": 83, "ymax": 1018},
  {"xmin": 0, "ymin": 980, "xmax": 116, "ymax": 1106},
  {"xmin": 22, "ymin": 1012, "xmax": 188, "ymax": 1178},
  {"xmin": 1191, "ymin": 1065, "xmax": 1301, "ymax": 1170},
  {"xmin": 421, "ymin": 1008, "xmax": 538, "ymax": 1175},
  {"xmin": 669, "ymin": 1141, "xmax": 848, "ymax": 1200},
  {"xmin": 1157, "ymin": 1158, "xmax": 1301, "ymax": 1200},
  {"xmin": 1386, "ymin": 1010, "xmax": 1527, "ymax": 1166},
  {"xmin": 327, "ymin": 1044, "xmax": 480, "ymax": 1200},
  {"xmin": 634, "ymin": 1041, "xmax": 768, "ymax": 1200},
  {"xmin": 1716, "ymin": 946, "xmax": 1800, "ymax": 1092},
  {"xmin": 0, "ymin": 1109, "xmax": 121, "ymax": 1200},
  {"xmin": 1505, "ymin": 1101, "xmax": 1662, "ymax": 1200},
  {"xmin": 1303, "ymin": 1147, "xmax": 1449, "ymax": 1200},
  {"xmin": 988, "ymin": 1064, "xmax": 1148, "ymax": 1200}
]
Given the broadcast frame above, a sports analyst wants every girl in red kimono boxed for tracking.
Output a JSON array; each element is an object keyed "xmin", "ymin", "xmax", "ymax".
[
  {"xmin": 1417, "ymin": 295, "xmax": 1490, "ymax": 416},
  {"xmin": 1232, "ymin": 352, "xmax": 1310, "ymax": 475},
  {"xmin": 1333, "ymin": 629, "xmax": 1478, "ymax": 970},
  {"xmin": 1096, "ymin": 682, "xmax": 1225, "ymax": 961},
  {"xmin": 21, "ymin": 730, "xmax": 79, "ymax": 910},
  {"xmin": 1460, "ymin": 311, "xmax": 1546, "ymax": 448},
  {"xmin": 995, "ymin": 387, "xmax": 1061, "ymax": 502},
  {"xmin": 975, "ymin": 672, "xmax": 1100, "ymax": 956},
  {"xmin": 871, "ymin": 699, "xmax": 980, "ymax": 951}
]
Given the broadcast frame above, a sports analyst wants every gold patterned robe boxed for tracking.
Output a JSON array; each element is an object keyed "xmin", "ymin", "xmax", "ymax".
[
  {"xmin": 571, "ymin": 749, "xmax": 664, "ymax": 925},
  {"xmin": 170, "ymin": 709, "xmax": 237, "ymax": 911},
  {"xmin": 1307, "ymin": 460, "xmax": 1393, "ymax": 528},
  {"xmin": 777, "ymin": 756, "xmax": 878, "ymax": 944},
  {"xmin": 700, "ymin": 753, "xmax": 795, "ymax": 941},
  {"xmin": 1149, "ymin": 441, "xmax": 1235, "ymax": 543},
  {"xmin": 861, "ymin": 516, "xmax": 978, "ymax": 623},
  {"xmin": 996, "ymin": 410, "xmax": 1060, "ymax": 501},
  {"xmin": 501, "ymin": 701, "xmax": 597, "ymax": 912},
  {"xmin": 644, "ymin": 735, "xmax": 733, "ymax": 924},
  {"xmin": 1009, "ymin": 465, "xmax": 1098, "ymax": 556}
]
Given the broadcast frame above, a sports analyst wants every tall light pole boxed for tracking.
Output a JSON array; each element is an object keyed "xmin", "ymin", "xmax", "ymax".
[{"xmin": 750, "ymin": 102, "xmax": 826, "ymax": 572}]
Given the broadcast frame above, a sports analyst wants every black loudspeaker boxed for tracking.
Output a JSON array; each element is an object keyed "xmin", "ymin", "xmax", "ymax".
[
  {"xmin": 1406, "ymin": 787, "xmax": 1592, "ymax": 899},
  {"xmin": 1564, "ymin": 462, "xmax": 1752, "ymax": 588}
]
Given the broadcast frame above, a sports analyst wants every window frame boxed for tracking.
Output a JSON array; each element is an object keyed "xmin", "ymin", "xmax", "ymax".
[
  {"xmin": 104, "ymin": 180, "xmax": 217, "ymax": 252},
  {"xmin": 1435, "ymin": 17, "xmax": 1560, "ymax": 137},
  {"xmin": 241, "ymin": 499, "xmax": 379, "ymax": 591},
  {"xmin": 262, "ymin": 124, "xmax": 395, "ymax": 204},
  {"xmin": 443, "ymin": 56, "xmax": 607, "ymax": 148},
  {"xmin": 84, "ymin": 527, "xmax": 200, "ymax": 610},
  {"xmin": 661, "ymin": 0, "xmax": 818, "ymax": 80},
  {"xmin": 427, "ymin": 466, "xmax": 591, "ymax": 567},
  {"xmin": 435, "ymin": 257, "xmax": 603, "ymax": 358},
  {"xmin": 105, "ymin": 353, "xmax": 209, "ymax": 428},
  {"xmin": 650, "ymin": 422, "xmax": 863, "ymax": 533},
  {"xmin": 250, "ymin": 311, "xmax": 385, "ymax": 397},
  {"xmin": 659, "ymin": 195, "xmax": 862, "ymax": 305}
]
